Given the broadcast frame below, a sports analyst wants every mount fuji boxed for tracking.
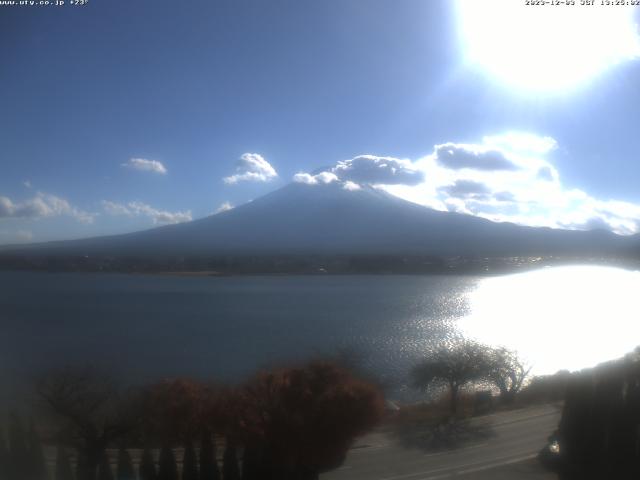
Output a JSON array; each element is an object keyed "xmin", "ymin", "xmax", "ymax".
[{"xmin": 1, "ymin": 182, "xmax": 637, "ymax": 263}]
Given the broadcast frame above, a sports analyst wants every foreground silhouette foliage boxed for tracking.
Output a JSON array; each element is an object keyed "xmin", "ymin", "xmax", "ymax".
[
  {"xmin": 32, "ymin": 361, "xmax": 382, "ymax": 480},
  {"xmin": 182, "ymin": 440, "xmax": 198, "ymax": 480},
  {"xmin": 1, "ymin": 414, "xmax": 49, "ymax": 480},
  {"xmin": 138, "ymin": 448, "xmax": 157, "ymax": 480},
  {"xmin": 9, "ymin": 414, "xmax": 30, "ymax": 480},
  {"xmin": 0, "ymin": 427, "xmax": 8, "ymax": 480},
  {"xmin": 199, "ymin": 430, "xmax": 220, "ymax": 480},
  {"xmin": 222, "ymin": 443, "xmax": 240, "ymax": 480},
  {"xmin": 55, "ymin": 446, "xmax": 73, "ymax": 480},
  {"xmin": 235, "ymin": 361, "xmax": 385, "ymax": 480},
  {"xmin": 37, "ymin": 368, "xmax": 141, "ymax": 480},
  {"xmin": 28, "ymin": 419, "xmax": 48, "ymax": 480},
  {"xmin": 552, "ymin": 350, "xmax": 640, "ymax": 479},
  {"xmin": 116, "ymin": 447, "xmax": 135, "ymax": 480},
  {"xmin": 141, "ymin": 378, "xmax": 210, "ymax": 445},
  {"xmin": 157, "ymin": 445, "xmax": 178, "ymax": 480},
  {"xmin": 97, "ymin": 451, "xmax": 114, "ymax": 480}
]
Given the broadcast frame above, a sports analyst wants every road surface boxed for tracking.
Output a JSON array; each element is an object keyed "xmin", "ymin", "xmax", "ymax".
[{"xmin": 322, "ymin": 404, "xmax": 561, "ymax": 480}]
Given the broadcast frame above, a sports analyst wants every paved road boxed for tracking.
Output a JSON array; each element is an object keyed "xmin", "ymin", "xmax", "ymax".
[{"xmin": 322, "ymin": 404, "xmax": 562, "ymax": 480}]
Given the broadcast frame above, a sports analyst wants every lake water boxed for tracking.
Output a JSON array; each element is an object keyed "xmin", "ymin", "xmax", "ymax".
[{"xmin": 1, "ymin": 266, "xmax": 638, "ymax": 403}]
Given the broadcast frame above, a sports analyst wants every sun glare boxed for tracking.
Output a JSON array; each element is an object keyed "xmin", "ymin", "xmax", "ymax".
[
  {"xmin": 456, "ymin": 0, "xmax": 640, "ymax": 92},
  {"xmin": 458, "ymin": 266, "xmax": 640, "ymax": 375}
]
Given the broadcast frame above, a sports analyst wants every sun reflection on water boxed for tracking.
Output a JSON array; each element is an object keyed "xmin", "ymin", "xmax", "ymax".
[{"xmin": 458, "ymin": 266, "xmax": 640, "ymax": 375}]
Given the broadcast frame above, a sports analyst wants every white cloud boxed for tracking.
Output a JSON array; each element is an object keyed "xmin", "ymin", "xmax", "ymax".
[
  {"xmin": 439, "ymin": 179, "xmax": 492, "ymax": 199},
  {"xmin": 122, "ymin": 158, "xmax": 168, "ymax": 175},
  {"xmin": 102, "ymin": 201, "xmax": 131, "ymax": 216},
  {"xmin": 223, "ymin": 153, "xmax": 278, "ymax": 184},
  {"xmin": 292, "ymin": 173, "xmax": 316, "ymax": 185},
  {"xmin": 0, "ymin": 192, "xmax": 95, "ymax": 224},
  {"xmin": 102, "ymin": 200, "xmax": 192, "ymax": 225},
  {"xmin": 23, "ymin": 180, "xmax": 32, "ymax": 189},
  {"xmin": 293, "ymin": 155, "xmax": 422, "ymax": 189},
  {"xmin": 434, "ymin": 143, "xmax": 519, "ymax": 171},
  {"xmin": 494, "ymin": 191, "xmax": 516, "ymax": 202},
  {"xmin": 215, "ymin": 201, "xmax": 234, "ymax": 214},
  {"xmin": 342, "ymin": 181, "xmax": 361, "ymax": 191},
  {"xmin": 0, "ymin": 197, "xmax": 13, "ymax": 217},
  {"xmin": 293, "ymin": 171, "xmax": 339, "ymax": 185},
  {"xmin": 331, "ymin": 155, "xmax": 424, "ymax": 185},
  {"xmin": 379, "ymin": 132, "xmax": 640, "ymax": 236}
]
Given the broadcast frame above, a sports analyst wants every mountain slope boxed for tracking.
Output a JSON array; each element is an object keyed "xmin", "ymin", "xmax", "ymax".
[{"xmin": 1, "ymin": 182, "xmax": 637, "ymax": 258}]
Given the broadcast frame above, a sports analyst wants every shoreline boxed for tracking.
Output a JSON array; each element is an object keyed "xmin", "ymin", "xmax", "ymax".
[{"xmin": 1, "ymin": 256, "xmax": 639, "ymax": 277}]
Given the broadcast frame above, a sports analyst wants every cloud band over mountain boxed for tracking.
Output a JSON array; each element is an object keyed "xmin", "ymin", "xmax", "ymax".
[
  {"xmin": 2, "ymin": 132, "xmax": 640, "ymax": 245},
  {"xmin": 224, "ymin": 153, "xmax": 278, "ymax": 184},
  {"xmin": 293, "ymin": 133, "xmax": 640, "ymax": 236}
]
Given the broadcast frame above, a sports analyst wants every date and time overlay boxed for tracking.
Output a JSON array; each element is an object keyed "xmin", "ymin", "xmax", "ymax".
[{"xmin": 1, "ymin": 0, "xmax": 640, "ymax": 7}]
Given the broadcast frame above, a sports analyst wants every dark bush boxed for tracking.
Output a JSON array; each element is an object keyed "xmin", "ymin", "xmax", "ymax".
[
  {"xmin": 199, "ymin": 430, "xmax": 220, "ymax": 480},
  {"xmin": 222, "ymin": 443, "xmax": 240, "ymax": 480},
  {"xmin": 0, "ymin": 428, "xmax": 9, "ymax": 480},
  {"xmin": 139, "ymin": 448, "xmax": 157, "ymax": 480},
  {"xmin": 182, "ymin": 441, "xmax": 198, "ymax": 480},
  {"xmin": 28, "ymin": 420, "xmax": 48, "ymax": 480},
  {"xmin": 116, "ymin": 448, "xmax": 136, "ymax": 480},
  {"xmin": 97, "ymin": 451, "xmax": 114, "ymax": 480},
  {"xmin": 157, "ymin": 446, "xmax": 178, "ymax": 480},
  {"xmin": 234, "ymin": 361, "xmax": 384, "ymax": 479},
  {"xmin": 54, "ymin": 446, "xmax": 74, "ymax": 480},
  {"xmin": 141, "ymin": 379, "xmax": 208, "ymax": 445},
  {"xmin": 8, "ymin": 413, "xmax": 30, "ymax": 480},
  {"xmin": 556, "ymin": 354, "xmax": 640, "ymax": 479}
]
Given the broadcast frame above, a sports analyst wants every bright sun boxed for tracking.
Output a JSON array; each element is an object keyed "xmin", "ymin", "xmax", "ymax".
[{"xmin": 456, "ymin": 0, "xmax": 640, "ymax": 92}]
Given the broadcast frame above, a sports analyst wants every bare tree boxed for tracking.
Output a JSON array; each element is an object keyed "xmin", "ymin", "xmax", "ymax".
[
  {"xmin": 485, "ymin": 347, "xmax": 531, "ymax": 404},
  {"xmin": 37, "ymin": 367, "xmax": 141, "ymax": 480},
  {"xmin": 411, "ymin": 341, "xmax": 491, "ymax": 415}
]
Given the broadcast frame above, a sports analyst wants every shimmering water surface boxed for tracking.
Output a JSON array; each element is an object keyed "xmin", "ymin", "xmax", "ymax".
[
  {"xmin": 459, "ymin": 265, "xmax": 640, "ymax": 376},
  {"xmin": 0, "ymin": 266, "xmax": 638, "ymax": 401}
]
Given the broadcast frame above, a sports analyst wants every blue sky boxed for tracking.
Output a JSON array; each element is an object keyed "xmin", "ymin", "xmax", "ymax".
[{"xmin": 2, "ymin": 0, "xmax": 640, "ymax": 243}]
